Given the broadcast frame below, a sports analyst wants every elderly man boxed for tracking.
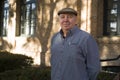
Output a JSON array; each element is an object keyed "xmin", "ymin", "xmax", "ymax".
[{"xmin": 50, "ymin": 8, "xmax": 101, "ymax": 80}]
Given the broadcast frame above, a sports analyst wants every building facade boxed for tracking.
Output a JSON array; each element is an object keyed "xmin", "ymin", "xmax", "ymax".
[{"xmin": 0, "ymin": 0, "xmax": 120, "ymax": 66}]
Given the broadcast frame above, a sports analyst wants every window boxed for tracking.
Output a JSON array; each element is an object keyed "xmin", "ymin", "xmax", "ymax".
[
  {"xmin": 103, "ymin": 0, "xmax": 120, "ymax": 35},
  {"xmin": 1, "ymin": 0, "xmax": 9, "ymax": 36},
  {"xmin": 20, "ymin": 0, "xmax": 36, "ymax": 36}
]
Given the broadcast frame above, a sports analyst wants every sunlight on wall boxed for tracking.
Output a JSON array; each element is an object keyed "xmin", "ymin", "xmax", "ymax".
[
  {"xmin": 101, "ymin": 46, "xmax": 109, "ymax": 66},
  {"xmin": 12, "ymin": 37, "xmax": 41, "ymax": 65},
  {"xmin": 7, "ymin": 0, "xmax": 16, "ymax": 50},
  {"xmin": 81, "ymin": 0, "xmax": 91, "ymax": 33},
  {"xmin": 102, "ymin": 46, "xmax": 109, "ymax": 58},
  {"xmin": 45, "ymin": 50, "xmax": 51, "ymax": 66}
]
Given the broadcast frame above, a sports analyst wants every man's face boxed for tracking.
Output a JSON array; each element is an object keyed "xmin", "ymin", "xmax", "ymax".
[{"xmin": 59, "ymin": 13, "xmax": 77, "ymax": 31}]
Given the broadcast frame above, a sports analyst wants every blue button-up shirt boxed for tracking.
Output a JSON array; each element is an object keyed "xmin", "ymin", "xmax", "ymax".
[{"xmin": 50, "ymin": 26, "xmax": 101, "ymax": 80}]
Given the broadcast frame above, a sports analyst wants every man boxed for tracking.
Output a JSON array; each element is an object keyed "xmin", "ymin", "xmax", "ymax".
[{"xmin": 50, "ymin": 8, "xmax": 101, "ymax": 80}]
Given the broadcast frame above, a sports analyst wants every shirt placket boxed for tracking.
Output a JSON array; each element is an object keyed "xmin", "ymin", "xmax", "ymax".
[{"xmin": 56, "ymin": 37, "xmax": 67, "ymax": 80}]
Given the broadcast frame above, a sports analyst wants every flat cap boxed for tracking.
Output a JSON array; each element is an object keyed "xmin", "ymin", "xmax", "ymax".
[{"xmin": 58, "ymin": 8, "xmax": 77, "ymax": 16}]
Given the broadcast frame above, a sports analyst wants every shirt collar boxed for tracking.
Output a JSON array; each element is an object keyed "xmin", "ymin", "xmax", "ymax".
[{"xmin": 60, "ymin": 26, "xmax": 78, "ymax": 38}]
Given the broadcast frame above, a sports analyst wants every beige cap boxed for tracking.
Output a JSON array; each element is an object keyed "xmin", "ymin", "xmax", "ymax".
[{"xmin": 58, "ymin": 8, "xmax": 77, "ymax": 16}]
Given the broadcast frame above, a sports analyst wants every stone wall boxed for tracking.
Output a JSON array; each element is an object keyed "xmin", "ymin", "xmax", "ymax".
[
  {"xmin": 98, "ymin": 37, "xmax": 120, "ymax": 66},
  {"xmin": 0, "ymin": 0, "xmax": 120, "ymax": 66}
]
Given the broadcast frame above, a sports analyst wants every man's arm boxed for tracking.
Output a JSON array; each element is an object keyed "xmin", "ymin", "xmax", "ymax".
[{"xmin": 85, "ymin": 35, "xmax": 101, "ymax": 80}]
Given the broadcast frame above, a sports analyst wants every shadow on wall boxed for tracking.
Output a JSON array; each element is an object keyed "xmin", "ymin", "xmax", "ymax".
[
  {"xmin": 0, "ymin": 37, "xmax": 13, "ymax": 51},
  {"xmin": 36, "ymin": 0, "xmax": 59, "ymax": 67}
]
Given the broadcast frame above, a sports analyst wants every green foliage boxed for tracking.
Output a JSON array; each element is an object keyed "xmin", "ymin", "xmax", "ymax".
[
  {"xmin": 0, "ymin": 51, "xmax": 118, "ymax": 80},
  {"xmin": 0, "ymin": 66, "xmax": 118, "ymax": 80},
  {"xmin": 0, "ymin": 67, "xmax": 51, "ymax": 80},
  {"xmin": 0, "ymin": 67, "xmax": 116, "ymax": 80},
  {"xmin": 0, "ymin": 51, "xmax": 33, "ymax": 72}
]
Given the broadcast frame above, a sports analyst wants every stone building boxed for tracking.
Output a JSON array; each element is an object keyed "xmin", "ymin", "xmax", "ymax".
[{"xmin": 0, "ymin": 0, "xmax": 120, "ymax": 67}]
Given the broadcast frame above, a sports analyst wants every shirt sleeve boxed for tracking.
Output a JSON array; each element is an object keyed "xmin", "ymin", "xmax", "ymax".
[{"xmin": 85, "ymin": 35, "xmax": 101, "ymax": 80}]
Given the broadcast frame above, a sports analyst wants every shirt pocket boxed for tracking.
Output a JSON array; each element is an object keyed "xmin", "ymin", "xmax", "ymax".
[
  {"xmin": 68, "ymin": 42, "xmax": 85, "ymax": 61},
  {"xmin": 69, "ymin": 42, "xmax": 80, "ymax": 52},
  {"xmin": 68, "ymin": 42, "xmax": 81, "ymax": 56}
]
